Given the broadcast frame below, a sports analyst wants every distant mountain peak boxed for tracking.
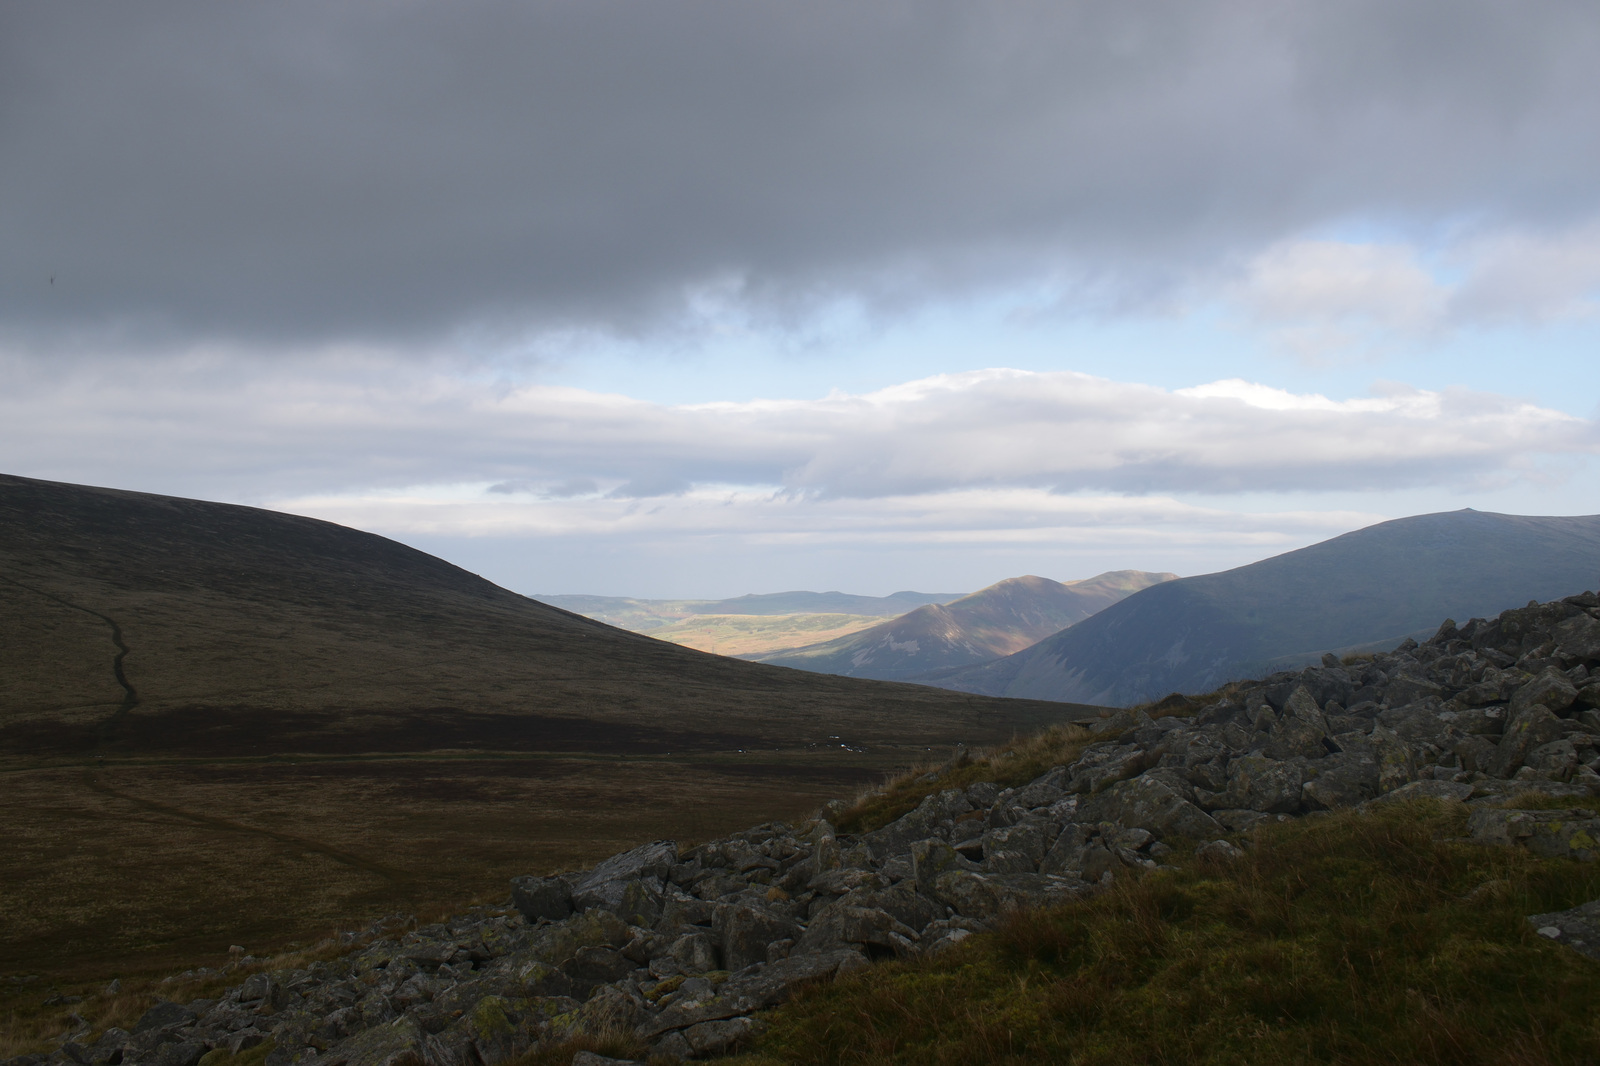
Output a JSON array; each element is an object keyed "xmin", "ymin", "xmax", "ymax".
[
  {"xmin": 927, "ymin": 509, "xmax": 1600, "ymax": 706},
  {"xmin": 754, "ymin": 570, "xmax": 1176, "ymax": 681}
]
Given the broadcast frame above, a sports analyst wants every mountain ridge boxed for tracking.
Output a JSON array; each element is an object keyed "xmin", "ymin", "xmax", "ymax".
[
  {"xmin": 927, "ymin": 509, "xmax": 1600, "ymax": 706},
  {"xmin": 754, "ymin": 570, "xmax": 1176, "ymax": 681}
]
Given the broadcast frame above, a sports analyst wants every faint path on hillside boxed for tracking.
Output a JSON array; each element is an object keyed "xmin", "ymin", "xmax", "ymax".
[
  {"xmin": 83, "ymin": 770, "xmax": 408, "ymax": 885},
  {"xmin": 1, "ymin": 573, "xmax": 140, "ymax": 729}
]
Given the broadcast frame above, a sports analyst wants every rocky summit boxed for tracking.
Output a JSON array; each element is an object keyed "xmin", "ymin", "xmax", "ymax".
[{"xmin": 14, "ymin": 590, "xmax": 1600, "ymax": 1066}]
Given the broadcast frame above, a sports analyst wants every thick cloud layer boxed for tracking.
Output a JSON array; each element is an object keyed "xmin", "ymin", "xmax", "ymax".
[
  {"xmin": 6, "ymin": 1, "xmax": 1600, "ymax": 348},
  {"xmin": 3, "ymin": 360, "xmax": 1589, "ymax": 504}
]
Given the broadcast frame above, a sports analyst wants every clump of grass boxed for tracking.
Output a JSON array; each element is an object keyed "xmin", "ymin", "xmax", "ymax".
[
  {"xmin": 832, "ymin": 725, "xmax": 1095, "ymax": 834},
  {"xmin": 509, "ymin": 1024, "xmax": 651, "ymax": 1065},
  {"xmin": 729, "ymin": 799, "xmax": 1600, "ymax": 1065}
]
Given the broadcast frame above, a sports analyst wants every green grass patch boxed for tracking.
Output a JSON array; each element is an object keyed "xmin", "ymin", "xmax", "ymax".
[{"xmin": 729, "ymin": 800, "xmax": 1600, "ymax": 1065}]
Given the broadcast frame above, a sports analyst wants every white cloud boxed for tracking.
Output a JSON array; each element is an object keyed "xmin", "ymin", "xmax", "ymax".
[
  {"xmin": 1451, "ymin": 223, "xmax": 1600, "ymax": 322},
  {"xmin": 1229, "ymin": 227, "xmax": 1600, "ymax": 359},
  {"xmin": 3, "ymin": 356, "xmax": 1590, "ymax": 511}
]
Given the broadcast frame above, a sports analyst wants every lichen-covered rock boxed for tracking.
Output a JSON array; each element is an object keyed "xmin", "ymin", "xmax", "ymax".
[
  {"xmin": 1529, "ymin": 899, "xmax": 1600, "ymax": 961},
  {"xmin": 1491, "ymin": 703, "xmax": 1566, "ymax": 778},
  {"xmin": 1469, "ymin": 807, "xmax": 1600, "ymax": 860},
  {"xmin": 1077, "ymin": 774, "xmax": 1223, "ymax": 839},
  {"xmin": 715, "ymin": 905, "xmax": 802, "ymax": 971},
  {"xmin": 317, "ymin": 1016, "xmax": 435, "ymax": 1066}
]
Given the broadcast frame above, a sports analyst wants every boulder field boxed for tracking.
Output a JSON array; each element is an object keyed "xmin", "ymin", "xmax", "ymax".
[{"xmin": 17, "ymin": 590, "xmax": 1600, "ymax": 1066}]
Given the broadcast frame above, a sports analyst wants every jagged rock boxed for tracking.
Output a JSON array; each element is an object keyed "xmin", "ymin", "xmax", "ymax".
[
  {"xmin": 680, "ymin": 1016, "xmax": 765, "ymax": 1057},
  {"xmin": 1553, "ymin": 614, "xmax": 1600, "ymax": 663},
  {"xmin": 524, "ymin": 909, "xmax": 629, "ymax": 967},
  {"xmin": 1492, "ymin": 703, "xmax": 1566, "ymax": 778},
  {"xmin": 714, "ymin": 905, "xmax": 802, "ymax": 971},
  {"xmin": 640, "ymin": 951, "xmax": 865, "ymax": 1039},
  {"xmin": 1469, "ymin": 807, "xmax": 1600, "ymax": 860},
  {"xmin": 1523, "ymin": 739, "xmax": 1580, "ymax": 780},
  {"xmin": 1194, "ymin": 839, "xmax": 1244, "ymax": 863},
  {"xmin": 909, "ymin": 839, "xmax": 978, "ymax": 890},
  {"xmin": 863, "ymin": 791, "xmax": 971, "ymax": 857},
  {"xmin": 571, "ymin": 1053, "xmax": 641, "ymax": 1066},
  {"xmin": 1440, "ymin": 705, "xmax": 1507, "ymax": 735},
  {"xmin": 1529, "ymin": 900, "xmax": 1600, "ymax": 961},
  {"xmin": 316, "ymin": 1016, "xmax": 437, "ymax": 1066},
  {"xmin": 151, "ymin": 1044, "xmax": 204, "ymax": 1066},
  {"xmin": 1369, "ymin": 725, "xmax": 1416, "ymax": 793},
  {"xmin": 1366, "ymin": 780, "xmax": 1472, "ymax": 805},
  {"xmin": 509, "ymin": 877, "xmax": 572, "ymax": 924},
  {"xmin": 1198, "ymin": 756, "xmax": 1304, "ymax": 814},
  {"xmin": 1385, "ymin": 674, "xmax": 1445, "ymax": 706},
  {"xmin": 133, "ymin": 1004, "xmax": 198, "ymax": 1036},
  {"xmin": 569, "ymin": 841, "xmax": 677, "ymax": 917},
  {"xmin": 1513, "ymin": 667, "xmax": 1581, "ymax": 718},
  {"xmin": 979, "ymin": 824, "xmax": 1047, "ymax": 866},
  {"xmin": 1301, "ymin": 752, "xmax": 1377, "ymax": 809},
  {"xmin": 666, "ymin": 932, "xmax": 719, "ymax": 973},
  {"xmin": 1066, "ymin": 746, "xmax": 1156, "ymax": 794},
  {"xmin": 793, "ymin": 903, "xmax": 914, "ymax": 956},
  {"xmin": 1077, "ymin": 775, "xmax": 1222, "ymax": 839}
]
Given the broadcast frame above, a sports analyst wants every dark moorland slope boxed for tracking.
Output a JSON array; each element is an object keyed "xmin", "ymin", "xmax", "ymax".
[
  {"xmin": 0, "ymin": 472, "xmax": 1077, "ymax": 759},
  {"xmin": 0, "ymin": 473, "xmax": 1090, "ymax": 980},
  {"xmin": 755, "ymin": 570, "xmax": 1174, "ymax": 681},
  {"xmin": 932, "ymin": 510, "xmax": 1600, "ymax": 706}
]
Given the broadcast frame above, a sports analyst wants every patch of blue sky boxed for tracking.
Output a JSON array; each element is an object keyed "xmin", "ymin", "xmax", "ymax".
[{"xmin": 529, "ymin": 289, "xmax": 1599, "ymax": 419}]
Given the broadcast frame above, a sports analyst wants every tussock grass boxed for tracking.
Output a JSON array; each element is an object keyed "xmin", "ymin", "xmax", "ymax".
[
  {"xmin": 509, "ymin": 1024, "xmax": 650, "ymax": 1065},
  {"xmin": 731, "ymin": 799, "xmax": 1600, "ymax": 1065}
]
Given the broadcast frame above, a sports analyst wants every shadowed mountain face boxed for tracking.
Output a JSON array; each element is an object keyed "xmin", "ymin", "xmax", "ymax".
[
  {"xmin": 753, "ymin": 571, "xmax": 1176, "ymax": 681},
  {"xmin": 931, "ymin": 510, "xmax": 1600, "ymax": 707},
  {"xmin": 0, "ymin": 473, "xmax": 1079, "ymax": 759}
]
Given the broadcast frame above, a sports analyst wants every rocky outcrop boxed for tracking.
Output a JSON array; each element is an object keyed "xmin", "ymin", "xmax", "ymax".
[{"xmin": 16, "ymin": 590, "xmax": 1600, "ymax": 1065}]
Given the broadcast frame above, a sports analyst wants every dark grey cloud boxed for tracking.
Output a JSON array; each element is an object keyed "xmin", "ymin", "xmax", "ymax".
[{"xmin": 4, "ymin": 0, "xmax": 1599, "ymax": 350}]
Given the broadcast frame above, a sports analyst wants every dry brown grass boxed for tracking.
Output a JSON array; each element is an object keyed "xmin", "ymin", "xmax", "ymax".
[{"xmin": 0, "ymin": 752, "xmax": 875, "ymax": 1007}]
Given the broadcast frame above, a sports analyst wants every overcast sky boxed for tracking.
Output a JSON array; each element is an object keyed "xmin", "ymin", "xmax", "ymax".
[{"xmin": 4, "ymin": 1, "xmax": 1599, "ymax": 597}]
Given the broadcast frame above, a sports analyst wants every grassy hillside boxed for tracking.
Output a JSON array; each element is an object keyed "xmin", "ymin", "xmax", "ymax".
[
  {"xmin": 757, "ymin": 571, "xmax": 1174, "ymax": 681},
  {"xmin": 935, "ymin": 509, "xmax": 1600, "ymax": 706},
  {"xmin": 730, "ymin": 798, "xmax": 1600, "ymax": 1065},
  {"xmin": 0, "ymin": 473, "xmax": 1095, "ymax": 984}
]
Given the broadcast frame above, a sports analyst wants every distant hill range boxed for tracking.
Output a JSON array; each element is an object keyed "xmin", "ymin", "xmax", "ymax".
[
  {"xmin": 929, "ymin": 510, "xmax": 1600, "ymax": 707},
  {"xmin": 754, "ymin": 571, "xmax": 1175, "ymax": 681},
  {"xmin": 535, "ymin": 591, "xmax": 969, "ymax": 658},
  {"xmin": 535, "ymin": 590, "xmax": 964, "ymax": 629}
]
